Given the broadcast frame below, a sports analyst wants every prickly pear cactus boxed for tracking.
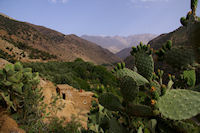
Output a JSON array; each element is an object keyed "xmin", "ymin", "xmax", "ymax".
[
  {"xmin": 99, "ymin": 93, "xmax": 123, "ymax": 111},
  {"xmin": 0, "ymin": 62, "xmax": 40, "ymax": 111},
  {"xmin": 180, "ymin": 17, "xmax": 188, "ymax": 26},
  {"xmin": 115, "ymin": 68, "xmax": 149, "ymax": 86},
  {"xmin": 126, "ymin": 104, "xmax": 154, "ymax": 117},
  {"xmin": 131, "ymin": 42, "xmax": 154, "ymax": 80},
  {"xmin": 183, "ymin": 69, "xmax": 196, "ymax": 87},
  {"xmin": 157, "ymin": 89, "xmax": 200, "ymax": 120},
  {"xmin": 135, "ymin": 53, "xmax": 154, "ymax": 80},
  {"xmin": 119, "ymin": 76, "xmax": 139, "ymax": 102}
]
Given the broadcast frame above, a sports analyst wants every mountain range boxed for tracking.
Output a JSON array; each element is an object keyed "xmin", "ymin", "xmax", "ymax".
[
  {"xmin": 0, "ymin": 13, "xmax": 121, "ymax": 65},
  {"xmin": 81, "ymin": 34, "xmax": 157, "ymax": 53}
]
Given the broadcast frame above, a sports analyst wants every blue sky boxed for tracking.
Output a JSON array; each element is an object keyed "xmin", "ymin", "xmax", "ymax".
[{"xmin": 0, "ymin": 0, "xmax": 199, "ymax": 36}]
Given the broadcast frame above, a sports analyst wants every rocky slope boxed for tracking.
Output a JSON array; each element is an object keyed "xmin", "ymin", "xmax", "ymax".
[{"xmin": 0, "ymin": 14, "xmax": 120, "ymax": 64}]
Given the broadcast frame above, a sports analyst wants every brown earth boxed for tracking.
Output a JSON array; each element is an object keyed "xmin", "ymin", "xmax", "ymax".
[
  {"xmin": 0, "ymin": 14, "xmax": 120, "ymax": 65},
  {"xmin": 0, "ymin": 58, "xmax": 11, "ymax": 69},
  {"xmin": 39, "ymin": 79, "xmax": 95, "ymax": 129},
  {"xmin": 0, "ymin": 111, "xmax": 25, "ymax": 133}
]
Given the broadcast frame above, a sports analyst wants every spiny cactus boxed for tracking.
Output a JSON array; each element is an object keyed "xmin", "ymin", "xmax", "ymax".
[
  {"xmin": 126, "ymin": 104, "xmax": 154, "ymax": 117},
  {"xmin": 99, "ymin": 93, "xmax": 123, "ymax": 111},
  {"xmin": 115, "ymin": 68, "xmax": 149, "ymax": 86},
  {"xmin": 131, "ymin": 42, "xmax": 154, "ymax": 80},
  {"xmin": 183, "ymin": 69, "xmax": 196, "ymax": 87},
  {"xmin": 157, "ymin": 89, "xmax": 200, "ymax": 120},
  {"xmin": 180, "ymin": 17, "xmax": 188, "ymax": 26},
  {"xmin": 119, "ymin": 76, "xmax": 139, "ymax": 102},
  {"xmin": 191, "ymin": 0, "xmax": 198, "ymax": 16},
  {"xmin": 155, "ymin": 40, "xmax": 172, "ymax": 60},
  {"xmin": 0, "ymin": 62, "xmax": 40, "ymax": 111},
  {"xmin": 112, "ymin": 62, "xmax": 126, "ymax": 73}
]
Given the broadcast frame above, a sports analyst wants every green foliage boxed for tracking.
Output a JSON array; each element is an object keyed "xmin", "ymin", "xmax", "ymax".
[
  {"xmin": 87, "ymin": 101, "xmax": 113, "ymax": 133},
  {"xmin": 22, "ymin": 60, "xmax": 118, "ymax": 93},
  {"xmin": 157, "ymin": 89, "xmax": 200, "ymax": 120},
  {"xmin": 183, "ymin": 69, "xmax": 196, "ymax": 87},
  {"xmin": 0, "ymin": 62, "xmax": 39, "ymax": 111},
  {"xmin": 47, "ymin": 116, "xmax": 83, "ymax": 133}
]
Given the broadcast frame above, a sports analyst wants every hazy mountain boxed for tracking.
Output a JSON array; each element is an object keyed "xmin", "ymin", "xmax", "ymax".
[
  {"xmin": 0, "ymin": 14, "xmax": 121, "ymax": 64},
  {"xmin": 115, "ymin": 47, "xmax": 133, "ymax": 59},
  {"xmin": 81, "ymin": 34, "xmax": 157, "ymax": 54}
]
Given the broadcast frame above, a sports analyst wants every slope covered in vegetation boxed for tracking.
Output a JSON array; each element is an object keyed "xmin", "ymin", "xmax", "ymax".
[{"xmin": 22, "ymin": 58, "xmax": 119, "ymax": 94}]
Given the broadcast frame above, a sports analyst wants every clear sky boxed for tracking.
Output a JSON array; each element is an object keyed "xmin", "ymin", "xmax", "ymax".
[{"xmin": 0, "ymin": 0, "xmax": 199, "ymax": 36}]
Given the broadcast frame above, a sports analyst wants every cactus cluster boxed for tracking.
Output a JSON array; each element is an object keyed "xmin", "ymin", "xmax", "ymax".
[
  {"xmin": 131, "ymin": 42, "xmax": 154, "ymax": 80},
  {"xmin": 95, "ymin": 40, "xmax": 200, "ymax": 132},
  {"xmin": 0, "ymin": 62, "xmax": 39, "ymax": 111},
  {"xmin": 155, "ymin": 40, "xmax": 172, "ymax": 60}
]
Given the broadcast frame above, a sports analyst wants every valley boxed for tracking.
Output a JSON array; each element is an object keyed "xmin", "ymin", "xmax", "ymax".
[{"xmin": 0, "ymin": 0, "xmax": 200, "ymax": 133}]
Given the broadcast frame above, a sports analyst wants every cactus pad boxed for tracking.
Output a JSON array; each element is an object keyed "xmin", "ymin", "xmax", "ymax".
[
  {"xmin": 158, "ymin": 89, "xmax": 200, "ymax": 120},
  {"xmin": 115, "ymin": 68, "xmax": 149, "ymax": 86},
  {"xmin": 120, "ymin": 76, "xmax": 139, "ymax": 102},
  {"xmin": 183, "ymin": 69, "xmax": 196, "ymax": 87},
  {"xmin": 135, "ymin": 52, "xmax": 154, "ymax": 80},
  {"xmin": 99, "ymin": 93, "xmax": 123, "ymax": 111},
  {"xmin": 126, "ymin": 104, "xmax": 153, "ymax": 117}
]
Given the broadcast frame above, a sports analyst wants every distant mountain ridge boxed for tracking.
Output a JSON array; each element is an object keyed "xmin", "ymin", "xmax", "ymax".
[
  {"xmin": 81, "ymin": 34, "xmax": 157, "ymax": 54},
  {"xmin": 0, "ymin": 14, "xmax": 120, "ymax": 64}
]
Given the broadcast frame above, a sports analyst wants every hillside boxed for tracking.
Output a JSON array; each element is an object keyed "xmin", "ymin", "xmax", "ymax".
[
  {"xmin": 124, "ymin": 19, "xmax": 200, "ymax": 84},
  {"xmin": 81, "ymin": 34, "xmax": 157, "ymax": 53},
  {"xmin": 0, "ymin": 14, "xmax": 120, "ymax": 64},
  {"xmin": 115, "ymin": 47, "xmax": 132, "ymax": 59}
]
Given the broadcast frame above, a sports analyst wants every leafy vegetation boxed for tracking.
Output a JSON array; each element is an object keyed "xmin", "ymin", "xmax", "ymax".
[
  {"xmin": 0, "ymin": 0, "xmax": 200, "ymax": 132},
  {"xmin": 22, "ymin": 58, "xmax": 118, "ymax": 94}
]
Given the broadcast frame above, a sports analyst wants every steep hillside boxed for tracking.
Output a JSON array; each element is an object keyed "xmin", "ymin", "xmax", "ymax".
[
  {"xmin": 148, "ymin": 26, "xmax": 188, "ymax": 49},
  {"xmin": 81, "ymin": 34, "xmax": 157, "ymax": 53},
  {"xmin": 0, "ymin": 14, "xmax": 120, "ymax": 64},
  {"xmin": 124, "ymin": 18, "xmax": 200, "ymax": 83},
  {"xmin": 115, "ymin": 47, "xmax": 132, "ymax": 59}
]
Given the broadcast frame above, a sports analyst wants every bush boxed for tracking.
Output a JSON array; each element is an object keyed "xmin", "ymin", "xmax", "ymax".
[{"xmin": 22, "ymin": 60, "xmax": 118, "ymax": 93}]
